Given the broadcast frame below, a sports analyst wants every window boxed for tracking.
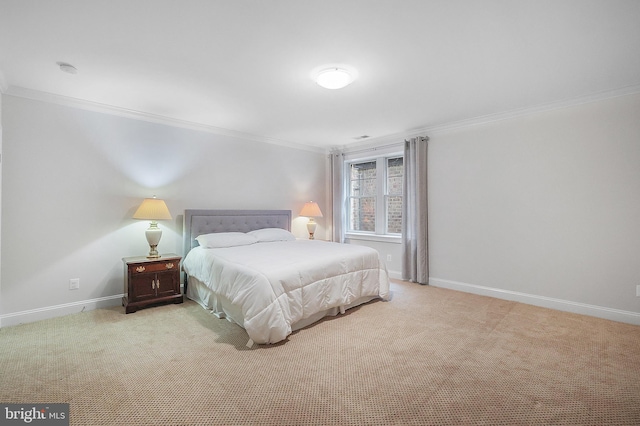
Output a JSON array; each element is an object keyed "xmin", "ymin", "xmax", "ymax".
[
  {"xmin": 386, "ymin": 157, "xmax": 403, "ymax": 234},
  {"xmin": 347, "ymin": 155, "xmax": 403, "ymax": 236},
  {"xmin": 348, "ymin": 160, "xmax": 377, "ymax": 232}
]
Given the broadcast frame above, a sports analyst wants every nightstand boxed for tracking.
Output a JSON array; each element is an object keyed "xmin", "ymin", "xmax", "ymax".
[{"xmin": 122, "ymin": 254, "xmax": 183, "ymax": 314}]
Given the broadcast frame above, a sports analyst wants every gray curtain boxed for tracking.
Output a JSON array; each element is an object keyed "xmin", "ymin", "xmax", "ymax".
[
  {"xmin": 402, "ymin": 136, "xmax": 429, "ymax": 284},
  {"xmin": 330, "ymin": 150, "xmax": 345, "ymax": 243}
]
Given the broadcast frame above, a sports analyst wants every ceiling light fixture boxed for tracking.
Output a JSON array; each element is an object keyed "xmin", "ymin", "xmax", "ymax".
[
  {"xmin": 315, "ymin": 68, "xmax": 353, "ymax": 90},
  {"xmin": 57, "ymin": 62, "xmax": 78, "ymax": 74}
]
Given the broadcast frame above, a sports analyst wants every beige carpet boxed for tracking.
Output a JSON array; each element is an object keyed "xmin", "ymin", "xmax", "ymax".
[{"xmin": 1, "ymin": 280, "xmax": 639, "ymax": 425}]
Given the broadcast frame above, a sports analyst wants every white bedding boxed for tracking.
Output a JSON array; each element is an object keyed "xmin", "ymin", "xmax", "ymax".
[{"xmin": 182, "ymin": 240, "xmax": 390, "ymax": 344}]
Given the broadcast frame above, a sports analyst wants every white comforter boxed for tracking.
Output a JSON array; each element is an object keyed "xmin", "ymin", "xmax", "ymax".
[{"xmin": 182, "ymin": 240, "xmax": 390, "ymax": 344}]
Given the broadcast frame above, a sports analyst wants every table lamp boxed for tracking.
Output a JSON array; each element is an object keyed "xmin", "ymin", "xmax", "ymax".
[
  {"xmin": 299, "ymin": 201, "xmax": 323, "ymax": 240},
  {"xmin": 133, "ymin": 196, "xmax": 172, "ymax": 258}
]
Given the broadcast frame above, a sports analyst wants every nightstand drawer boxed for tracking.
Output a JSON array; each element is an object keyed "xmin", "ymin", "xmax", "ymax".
[{"xmin": 129, "ymin": 261, "xmax": 179, "ymax": 274}]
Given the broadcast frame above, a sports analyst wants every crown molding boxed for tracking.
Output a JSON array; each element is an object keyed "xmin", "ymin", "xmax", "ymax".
[
  {"xmin": 6, "ymin": 83, "xmax": 640, "ymax": 155},
  {"xmin": 334, "ymin": 83, "xmax": 640, "ymax": 152},
  {"xmin": 4, "ymin": 86, "xmax": 325, "ymax": 154},
  {"xmin": 425, "ymin": 83, "xmax": 640, "ymax": 135}
]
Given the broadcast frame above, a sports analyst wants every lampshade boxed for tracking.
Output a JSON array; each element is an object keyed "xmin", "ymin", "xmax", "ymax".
[
  {"xmin": 315, "ymin": 68, "xmax": 353, "ymax": 89},
  {"xmin": 299, "ymin": 201, "xmax": 323, "ymax": 218},
  {"xmin": 133, "ymin": 198, "xmax": 172, "ymax": 220}
]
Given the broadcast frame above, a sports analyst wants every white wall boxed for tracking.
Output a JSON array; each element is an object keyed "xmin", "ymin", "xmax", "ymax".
[
  {"xmin": 0, "ymin": 95, "xmax": 326, "ymax": 325},
  {"xmin": 344, "ymin": 236, "xmax": 402, "ymax": 279},
  {"xmin": 0, "ymin": 94, "xmax": 3, "ymax": 326},
  {"xmin": 429, "ymin": 92, "xmax": 640, "ymax": 323}
]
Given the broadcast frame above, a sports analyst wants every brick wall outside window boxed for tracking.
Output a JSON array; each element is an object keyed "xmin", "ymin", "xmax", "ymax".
[
  {"xmin": 387, "ymin": 157, "xmax": 403, "ymax": 234},
  {"xmin": 349, "ymin": 161, "xmax": 376, "ymax": 232}
]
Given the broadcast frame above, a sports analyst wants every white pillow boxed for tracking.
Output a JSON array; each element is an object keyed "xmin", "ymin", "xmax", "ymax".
[
  {"xmin": 247, "ymin": 228, "xmax": 296, "ymax": 242},
  {"xmin": 196, "ymin": 232, "xmax": 258, "ymax": 248}
]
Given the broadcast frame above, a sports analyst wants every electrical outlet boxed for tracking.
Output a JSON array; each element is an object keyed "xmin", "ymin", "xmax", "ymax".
[
  {"xmin": 387, "ymin": 254, "xmax": 392, "ymax": 262},
  {"xmin": 69, "ymin": 278, "xmax": 80, "ymax": 290},
  {"xmin": 636, "ymin": 285, "xmax": 640, "ymax": 297}
]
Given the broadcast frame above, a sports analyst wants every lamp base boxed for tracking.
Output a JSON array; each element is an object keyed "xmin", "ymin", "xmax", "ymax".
[
  {"xmin": 306, "ymin": 218, "xmax": 317, "ymax": 240},
  {"xmin": 145, "ymin": 222, "xmax": 163, "ymax": 258},
  {"xmin": 147, "ymin": 245, "xmax": 160, "ymax": 259}
]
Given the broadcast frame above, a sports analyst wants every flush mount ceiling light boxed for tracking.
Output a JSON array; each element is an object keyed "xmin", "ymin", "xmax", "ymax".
[
  {"xmin": 56, "ymin": 62, "xmax": 78, "ymax": 74},
  {"xmin": 315, "ymin": 68, "xmax": 353, "ymax": 89}
]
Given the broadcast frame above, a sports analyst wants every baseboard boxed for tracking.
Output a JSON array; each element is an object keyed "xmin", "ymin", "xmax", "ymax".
[
  {"xmin": 429, "ymin": 277, "xmax": 640, "ymax": 326},
  {"xmin": 6, "ymin": 279, "xmax": 636, "ymax": 328},
  {"xmin": 0, "ymin": 295, "xmax": 124, "ymax": 328},
  {"xmin": 388, "ymin": 270, "xmax": 402, "ymax": 281}
]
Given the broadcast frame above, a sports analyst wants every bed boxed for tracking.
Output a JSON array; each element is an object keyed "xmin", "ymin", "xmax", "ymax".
[{"xmin": 182, "ymin": 209, "xmax": 390, "ymax": 345}]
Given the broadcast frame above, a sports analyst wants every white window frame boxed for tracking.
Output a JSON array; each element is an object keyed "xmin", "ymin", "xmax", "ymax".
[{"xmin": 343, "ymin": 146, "xmax": 403, "ymax": 243}]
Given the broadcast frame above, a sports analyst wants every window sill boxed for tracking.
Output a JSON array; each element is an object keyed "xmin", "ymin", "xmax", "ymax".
[{"xmin": 344, "ymin": 232, "xmax": 402, "ymax": 244}]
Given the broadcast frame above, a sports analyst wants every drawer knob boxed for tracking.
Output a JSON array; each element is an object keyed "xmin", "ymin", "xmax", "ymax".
[
  {"xmin": 135, "ymin": 266, "xmax": 146, "ymax": 273},
  {"xmin": 165, "ymin": 263, "xmax": 174, "ymax": 269}
]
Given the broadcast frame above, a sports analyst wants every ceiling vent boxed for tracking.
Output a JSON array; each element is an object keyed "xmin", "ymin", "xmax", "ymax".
[{"xmin": 56, "ymin": 62, "xmax": 78, "ymax": 74}]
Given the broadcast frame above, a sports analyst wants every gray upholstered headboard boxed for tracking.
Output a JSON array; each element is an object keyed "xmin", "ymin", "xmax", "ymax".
[{"xmin": 182, "ymin": 209, "xmax": 292, "ymax": 255}]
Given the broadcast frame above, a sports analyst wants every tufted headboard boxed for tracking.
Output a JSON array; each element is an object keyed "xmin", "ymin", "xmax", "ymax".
[{"xmin": 182, "ymin": 209, "xmax": 292, "ymax": 256}]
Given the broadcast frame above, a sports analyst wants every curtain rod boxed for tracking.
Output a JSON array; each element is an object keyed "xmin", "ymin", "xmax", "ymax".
[
  {"xmin": 337, "ymin": 135, "xmax": 427, "ymax": 156},
  {"xmin": 340, "ymin": 142, "xmax": 404, "ymax": 156}
]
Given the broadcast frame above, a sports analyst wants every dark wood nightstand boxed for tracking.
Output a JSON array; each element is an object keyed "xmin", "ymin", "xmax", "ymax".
[{"xmin": 122, "ymin": 254, "xmax": 183, "ymax": 314}]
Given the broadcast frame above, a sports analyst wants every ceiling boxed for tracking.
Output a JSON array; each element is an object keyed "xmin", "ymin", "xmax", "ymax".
[{"xmin": 1, "ymin": 0, "xmax": 640, "ymax": 151}]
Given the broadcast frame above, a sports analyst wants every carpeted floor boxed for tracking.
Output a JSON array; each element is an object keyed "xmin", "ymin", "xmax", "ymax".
[{"xmin": 1, "ymin": 280, "xmax": 639, "ymax": 425}]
